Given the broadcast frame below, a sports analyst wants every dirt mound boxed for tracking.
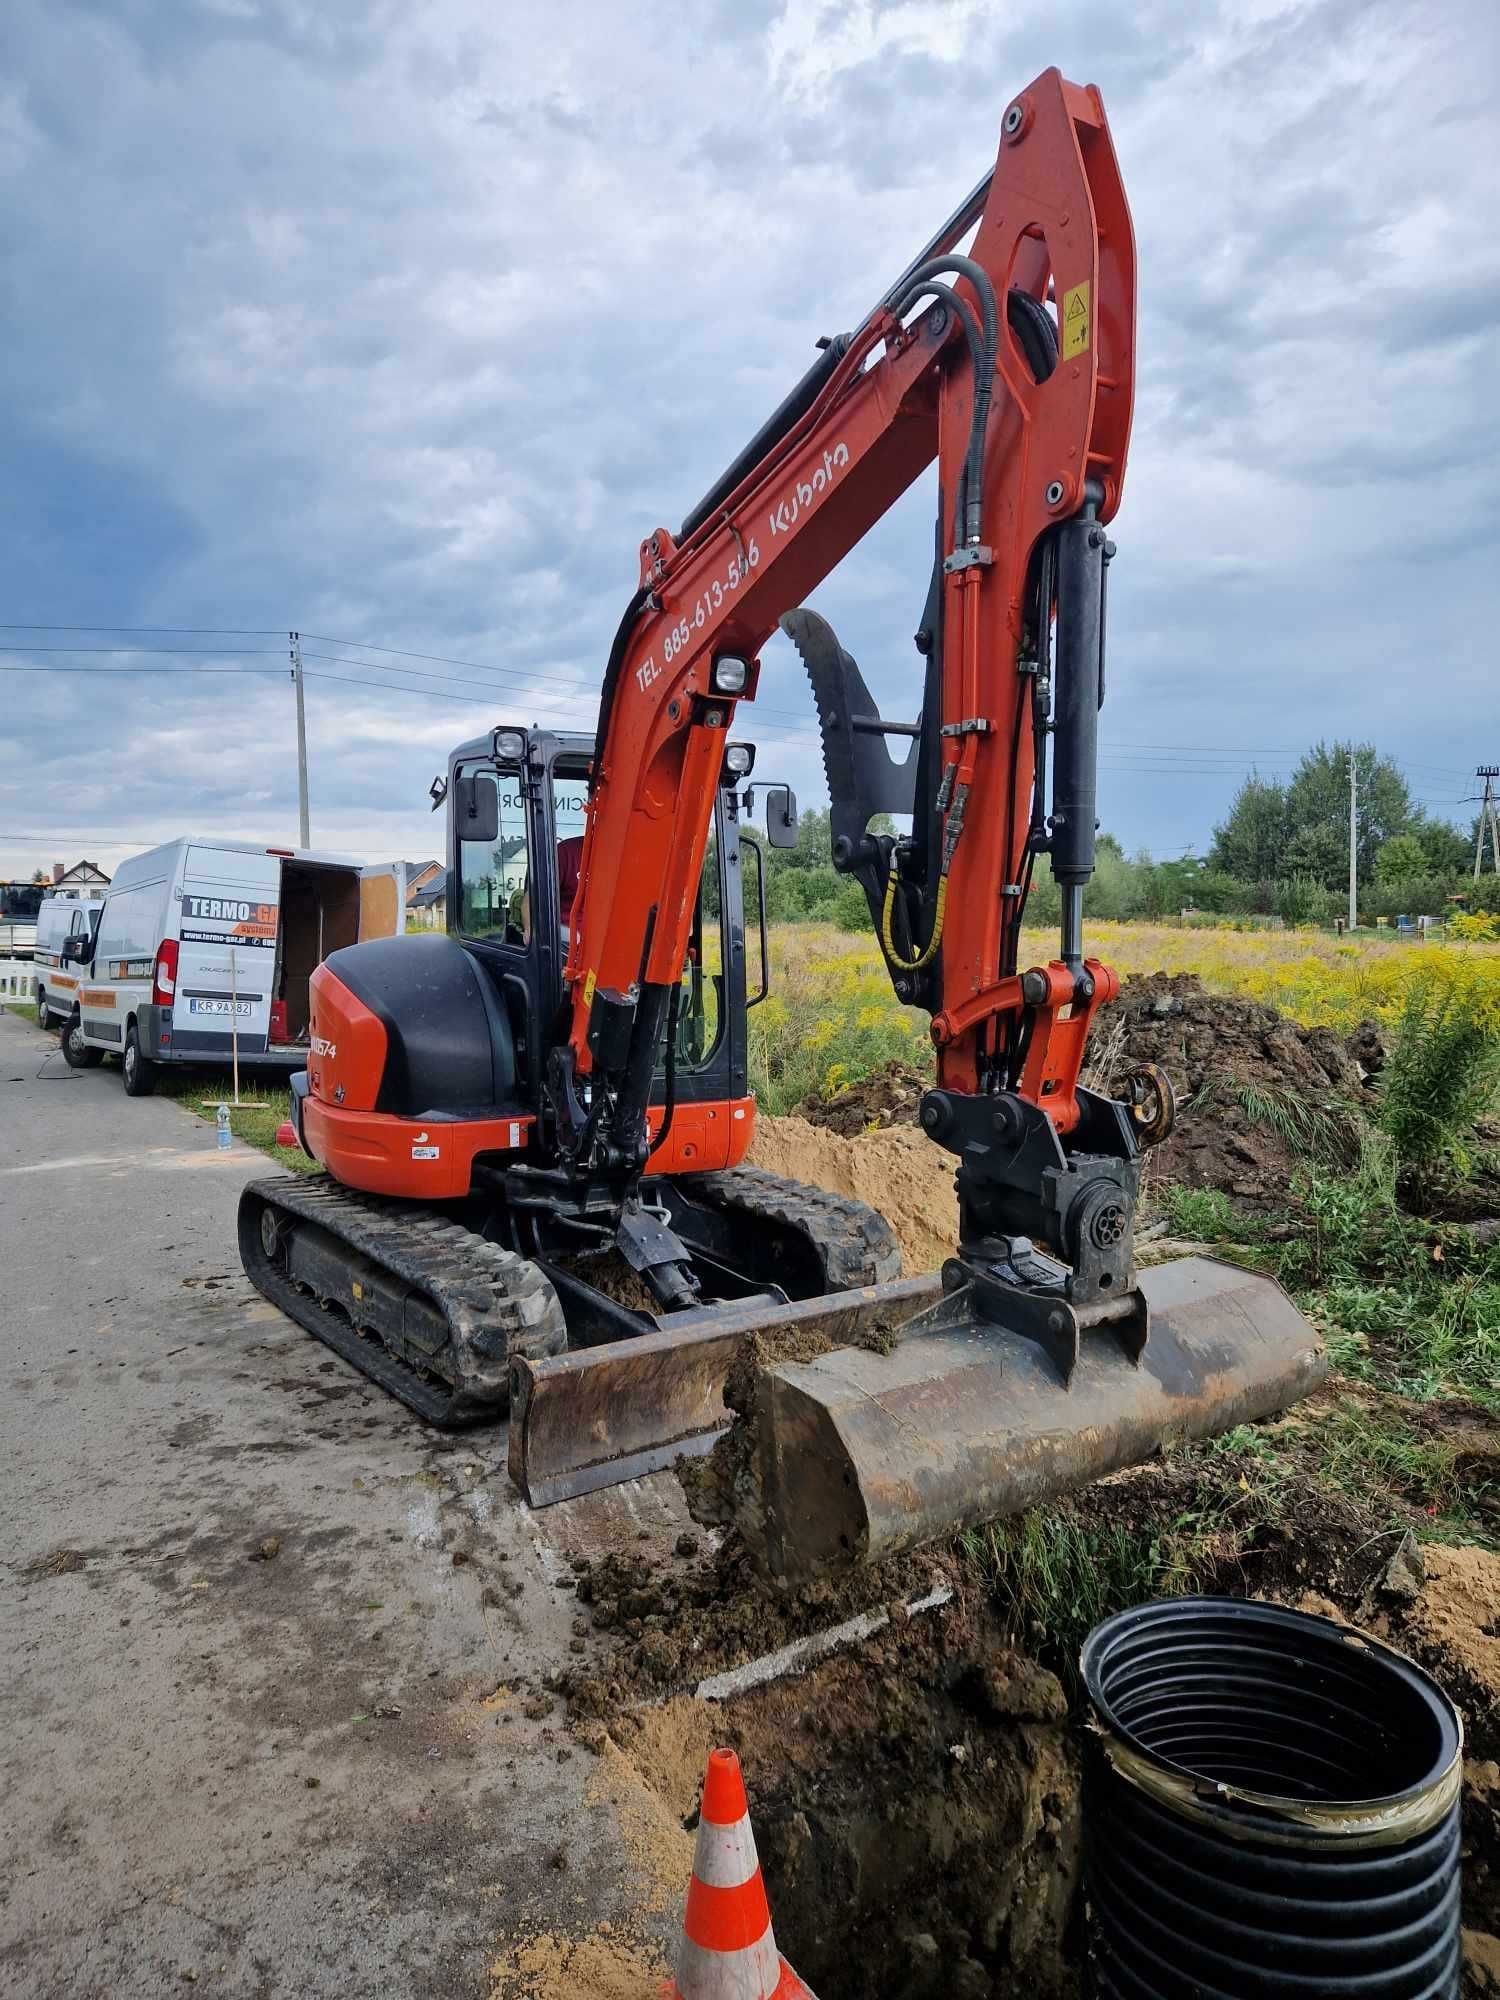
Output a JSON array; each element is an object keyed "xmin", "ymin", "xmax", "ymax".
[
  {"xmin": 488, "ymin": 1930, "xmax": 667, "ymax": 1999},
  {"xmin": 1401, "ymin": 1543, "xmax": 1500, "ymax": 1739},
  {"xmin": 789, "ymin": 975, "xmax": 1384, "ymax": 1215},
  {"xmin": 567, "ymin": 1534, "xmax": 957, "ymax": 1709},
  {"xmin": 748, "ymin": 1113, "xmax": 957, "ymax": 1273},
  {"xmin": 798, "ymin": 1058, "xmax": 927, "ymax": 1136},
  {"xmin": 1102, "ymin": 973, "xmax": 1376, "ymax": 1210},
  {"xmin": 677, "ymin": 1312, "xmax": 907, "ymax": 1559}
]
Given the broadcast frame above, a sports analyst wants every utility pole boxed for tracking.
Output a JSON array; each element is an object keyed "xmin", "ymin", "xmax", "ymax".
[
  {"xmin": 1477, "ymin": 767, "xmax": 1500, "ymax": 881},
  {"xmin": 290, "ymin": 629, "xmax": 310, "ymax": 848},
  {"xmin": 1348, "ymin": 749, "xmax": 1358, "ymax": 931}
]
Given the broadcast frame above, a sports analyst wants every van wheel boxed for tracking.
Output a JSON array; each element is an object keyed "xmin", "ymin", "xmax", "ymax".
[
  {"xmin": 122, "ymin": 1026, "xmax": 157, "ymax": 1097},
  {"xmin": 35, "ymin": 985, "xmax": 48, "ymax": 1027},
  {"xmin": 62, "ymin": 1009, "xmax": 103, "ymax": 1068}
]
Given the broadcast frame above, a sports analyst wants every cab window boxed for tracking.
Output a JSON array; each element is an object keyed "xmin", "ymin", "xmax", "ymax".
[
  {"xmin": 456, "ymin": 764, "xmax": 530, "ymax": 944},
  {"xmin": 674, "ymin": 834, "xmax": 723, "ymax": 1071},
  {"xmin": 552, "ymin": 765, "xmax": 589, "ymax": 939}
]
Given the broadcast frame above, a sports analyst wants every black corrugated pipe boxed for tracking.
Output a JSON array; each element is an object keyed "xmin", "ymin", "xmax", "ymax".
[{"xmin": 1081, "ymin": 1597, "xmax": 1462, "ymax": 1999}]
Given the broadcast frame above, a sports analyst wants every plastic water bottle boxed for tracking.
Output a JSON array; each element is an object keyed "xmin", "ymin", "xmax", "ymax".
[{"xmin": 216, "ymin": 1103, "xmax": 231, "ymax": 1151}]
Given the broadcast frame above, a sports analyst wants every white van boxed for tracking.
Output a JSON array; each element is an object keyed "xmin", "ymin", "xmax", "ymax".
[
  {"xmin": 33, "ymin": 893, "xmax": 104, "ymax": 1029},
  {"xmin": 62, "ymin": 840, "xmax": 404, "ymax": 1096}
]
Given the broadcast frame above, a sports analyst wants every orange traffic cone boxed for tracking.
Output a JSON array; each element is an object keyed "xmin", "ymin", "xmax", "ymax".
[{"xmin": 667, "ymin": 1747, "xmax": 817, "ymax": 1999}]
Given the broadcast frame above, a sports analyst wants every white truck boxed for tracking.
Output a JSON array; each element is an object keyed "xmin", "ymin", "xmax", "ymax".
[{"xmin": 60, "ymin": 839, "xmax": 404, "ymax": 1095}]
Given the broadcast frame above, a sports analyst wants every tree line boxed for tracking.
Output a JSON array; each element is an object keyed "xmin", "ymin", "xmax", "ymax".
[{"xmin": 747, "ymin": 742, "xmax": 1486, "ymax": 934}]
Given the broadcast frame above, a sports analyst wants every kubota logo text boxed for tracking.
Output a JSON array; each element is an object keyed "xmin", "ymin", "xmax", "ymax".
[{"xmin": 767, "ymin": 442, "xmax": 850, "ymax": 538}]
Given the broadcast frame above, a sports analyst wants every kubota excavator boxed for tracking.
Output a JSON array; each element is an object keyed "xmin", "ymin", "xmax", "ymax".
[{"xmin": 240, "ymin": 69, "xmax": 1325, "ymax": 1577}]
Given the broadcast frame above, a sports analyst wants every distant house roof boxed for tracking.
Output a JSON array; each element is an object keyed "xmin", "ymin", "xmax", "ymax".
[
  {"xmin": 402, "ymin": 858, "xmax": 443, "ymax": 902},
  {"xmin": 410, "ymin": 869, "xmax": 449, "ymax": 909},
  {"xmin": 58, "ymin": 859, "xmax": 111, "ymax": 885}
]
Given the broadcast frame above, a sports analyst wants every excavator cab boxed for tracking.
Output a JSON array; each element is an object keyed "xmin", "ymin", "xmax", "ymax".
[{"xmin": 442, "ymin": 727, "xmax": 752, "ymax": 1134}]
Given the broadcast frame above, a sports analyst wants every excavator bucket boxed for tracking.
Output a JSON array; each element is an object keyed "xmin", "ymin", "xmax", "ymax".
[
  {"xmin": 509, "ymin": 1254, "xmax": 1326, "ymax": 1575},
  {"xmin": 749, "ymin": 1256, "xmax": 1326, "ymax": 1579}
]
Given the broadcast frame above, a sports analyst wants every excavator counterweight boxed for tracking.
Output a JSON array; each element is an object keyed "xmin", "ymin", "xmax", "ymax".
[{"xmin": 239, "ymin": 66, "xmax": 1326, "ymax": 1575}]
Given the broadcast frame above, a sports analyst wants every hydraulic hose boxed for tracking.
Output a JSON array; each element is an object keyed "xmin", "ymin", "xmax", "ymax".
[
  {"xmin": 884, "ymin": 278, "xmax": 987, "ymax": 552},
  {"xmin": 890, "ymin": 254, "xmax": 1000, "ymax": 547}
]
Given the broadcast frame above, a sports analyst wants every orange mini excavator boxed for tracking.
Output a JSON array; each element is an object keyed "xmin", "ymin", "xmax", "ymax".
[{"xmin": 240, "ymin": 70, "xmax": 1324, "ymax": 1576}]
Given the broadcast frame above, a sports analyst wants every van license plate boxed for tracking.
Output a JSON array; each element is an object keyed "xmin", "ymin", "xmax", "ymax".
[{"xmin": 188, "ymin": 998, "xmax": 252, "ymax": 1017}]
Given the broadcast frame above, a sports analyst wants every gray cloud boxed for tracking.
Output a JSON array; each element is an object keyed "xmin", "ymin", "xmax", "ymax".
[{"xmin": 0, "ymin": 0, "xmax": 1496, "ymax": 883}]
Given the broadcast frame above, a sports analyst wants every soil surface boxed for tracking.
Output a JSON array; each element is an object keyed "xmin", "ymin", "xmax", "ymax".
[
  {"xmin": 748, "ymin": 1114, "xmax": 957, "ymax": 1272},
  {"xmin": 797, "ymin": 1059, "xmax": 926, "ymax": 1137},
  {"xmin": 1094, "ymin": 972, "xmax": 1377, "ymax": 1211}
]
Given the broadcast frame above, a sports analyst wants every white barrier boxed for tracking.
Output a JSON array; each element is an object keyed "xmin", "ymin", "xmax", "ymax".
[{"xmin": 0, "ymin": 958, "xmax": 38, "ymax": 1005}]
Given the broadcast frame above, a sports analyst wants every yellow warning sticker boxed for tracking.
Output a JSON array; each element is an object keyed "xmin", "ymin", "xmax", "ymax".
[
  {"xmin": 1062, "ymin": 280, "xmax": 1091, "ymax": 360},
  {"xmin": 582, "ymin": 969, "xmax": 596, "ymax": 1010}
]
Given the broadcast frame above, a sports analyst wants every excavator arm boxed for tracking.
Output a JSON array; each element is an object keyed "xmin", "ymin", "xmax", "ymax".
[{"xmin": 559, "ymin": 68, "xmax": 1151, "ymax": 1349}]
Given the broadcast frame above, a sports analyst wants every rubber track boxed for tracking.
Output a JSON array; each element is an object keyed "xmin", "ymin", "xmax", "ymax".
[
  {"xmin": 690, "ymin": 1164, "xmax": 902, "ymax": 1291},
  {"xmin": 239, "ymin": 1175, "xmax": 567, "ymax": 1428}
]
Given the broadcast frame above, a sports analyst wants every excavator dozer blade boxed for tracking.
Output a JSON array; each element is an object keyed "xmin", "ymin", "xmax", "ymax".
[
  {"xmin": 752, "ymin": 1256, "xmax": 1327, "ymax": 1580},
  {"xmin": 508, "ymin": 1274, "xmax": 941, "ymax": 1506}
]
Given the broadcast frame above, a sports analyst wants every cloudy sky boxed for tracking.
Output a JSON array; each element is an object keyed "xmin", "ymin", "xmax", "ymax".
[{"xmin": 2, "ymin": 0, "xmax": 1496, "ymax": 884}]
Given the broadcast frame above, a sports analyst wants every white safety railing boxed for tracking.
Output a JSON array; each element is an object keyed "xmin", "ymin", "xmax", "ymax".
[{"xmin": 0, "ymin": 958, "xmax": 38, "ymax": 1005}]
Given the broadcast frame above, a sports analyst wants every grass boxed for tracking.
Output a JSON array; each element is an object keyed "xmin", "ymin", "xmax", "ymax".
[
  {"xmin": 962, "ymin": 1510, "xmax": 1220, "ymax": 1675},
  {"xmin": 153, "ymin": 1070, "xmax": 319, "ymax": 1173}
]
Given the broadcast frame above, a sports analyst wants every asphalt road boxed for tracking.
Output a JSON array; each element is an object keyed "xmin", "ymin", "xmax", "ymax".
[{"xmin": 0, "ymin": 1008, "xmax": 689, "ymax": 1998}]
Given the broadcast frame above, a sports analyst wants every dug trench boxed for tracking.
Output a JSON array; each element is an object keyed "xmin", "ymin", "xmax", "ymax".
[
  {"xmin": 495, "ymin": 972, "xmax": 1500, "ymax": 1997},
  {"xmin": 529, "ymin": 1462, "xmax": 1500, "ymax": 1999}
]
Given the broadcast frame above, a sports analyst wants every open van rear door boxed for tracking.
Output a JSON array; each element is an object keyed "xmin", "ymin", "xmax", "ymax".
[
  {"xmin": 358, "ymin": 862, "xmax": 406, "ymax": 941},
  {"xmin": 176, "ymin": 847, "xmax": 280, "ymax": 1056}
]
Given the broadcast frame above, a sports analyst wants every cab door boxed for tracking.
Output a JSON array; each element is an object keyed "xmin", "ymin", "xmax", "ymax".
[{"xmin": 175, "ymin": 848, "xmax": 280, "ymax": 1056}]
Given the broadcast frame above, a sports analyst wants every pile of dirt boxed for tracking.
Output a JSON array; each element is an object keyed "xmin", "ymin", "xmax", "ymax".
[
  {"xmin": 677, "ymin": 1312, "xmax": 906, "ymax": 1557},
  {"xmin": 1099, "ymin": 973, "xmax": 1378, "ymax": 1210},
  {"xmin": 794, "ymin": 975, "xmax": 1387, "ymax": 1217},
  {"xmin": 488, "ymin": 1928, "xmax": 668, "ymax": 2000},
  {"xmin": 748, "ymin": 1113, "xmax": 957, "ymax": 1272},
  {"xmin": 797, "ymin": 1058, "xmax": 927, "ymax": 1136},
  {"xmin": 567, "ymin": 1532, "xmax": 957, "ymax": 1709}
]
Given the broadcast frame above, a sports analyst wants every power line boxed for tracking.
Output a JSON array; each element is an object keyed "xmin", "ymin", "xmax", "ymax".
[
  {"xmin": 0, "ymin": 644, "xmax": 287, "ymax": 656},
  {"xmin": 0, "ymin": 663, "xmax": 289, "ymax": 676},
  {"xmin": 0, "ymin": 623, "xmax": 286, "ymax": 635}
]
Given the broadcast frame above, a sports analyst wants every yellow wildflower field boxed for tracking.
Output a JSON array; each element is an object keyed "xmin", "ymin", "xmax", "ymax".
[{"xmin": 752, "ymin": 920, "xmax": 1500, "ymax": 1110}]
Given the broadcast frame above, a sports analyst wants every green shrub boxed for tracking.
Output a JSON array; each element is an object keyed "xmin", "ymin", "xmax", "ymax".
[
  {"xmin": 1274, "ymin": 873, "xmax": 1337, "ymax": 925},
  {"xmin": 831, "ymin": 878, "xmax": 874, "ymax": 933},
  {"xmin": 1161, "ymin": 1185, "xmax": 1238, "ymax": 1242},
  {"xmin": 1378, "ymin": 964, "xmax": 1500, "ymax": 1174}
]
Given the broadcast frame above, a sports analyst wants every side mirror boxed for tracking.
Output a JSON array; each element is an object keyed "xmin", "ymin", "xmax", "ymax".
[
  {"xmin": 765, "ymin": 785, "xmax": 798, "ymax": 850},
  {"xmin": 62, "ymin": 936, "xmax": 89, "ymax": 964},
  {"xmin": 453, "ymin": 771, "xmax": 499, "ymax": 847}
]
